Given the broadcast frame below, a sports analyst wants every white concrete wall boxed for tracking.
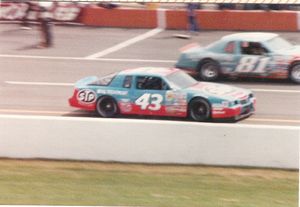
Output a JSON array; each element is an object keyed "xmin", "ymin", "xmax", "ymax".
[{"xmin": 0, "ymin": 114, "xmax": 299, "ymax": 169}]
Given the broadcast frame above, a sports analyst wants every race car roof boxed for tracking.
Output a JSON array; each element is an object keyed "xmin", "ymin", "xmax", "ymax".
[
  {"xmin": 221, "ymin": 32, "xmax": 278, "ymax": 42},
  {"xmin": 119, "ymin": 67, "xmax": 178, "ymax": 77}
]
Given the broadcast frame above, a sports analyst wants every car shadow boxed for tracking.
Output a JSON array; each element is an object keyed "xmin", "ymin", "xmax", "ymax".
[
  {"xmin": 217, "ymin": 77, "xmax": 295, "ymax": 86},
  {"xmin": 62, "ymin": 110, "xmax": 240, "ymax": 124}
]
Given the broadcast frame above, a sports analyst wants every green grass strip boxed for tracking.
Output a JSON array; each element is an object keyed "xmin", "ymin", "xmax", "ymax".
[{"xmin": 0, "ymin": 159, "xmax": 297, "ymax": 207}]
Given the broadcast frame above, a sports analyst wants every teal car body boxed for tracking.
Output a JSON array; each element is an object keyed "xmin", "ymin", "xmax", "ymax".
[
  {"xmin": 176, "ymin": 32, "xmax": 300, "ymax": 83},
  {"xmin": 69, "ymin": 67, "xmax": 256, "ymax": 121}
]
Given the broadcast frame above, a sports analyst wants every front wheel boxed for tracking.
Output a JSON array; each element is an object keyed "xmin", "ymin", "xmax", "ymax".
[
  {"xmin": 96, "ymin": 96, "xmax": 119, "ymax": 118},
  {"xmin": 290, "ymin": 64, "xmax": 300, "ymax": 84},
  {"xmin": 198, "ymin": 60, "xmax": 220, "ymax": 81},
  {"xmin": 188, "ymin": 98, "xmax": 211, "ymax": 122}
]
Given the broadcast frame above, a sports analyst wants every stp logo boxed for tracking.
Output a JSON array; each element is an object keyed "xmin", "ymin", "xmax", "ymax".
[{"xmin": 77, "ymin": 89, "xmax": 96, "ymax": 103}]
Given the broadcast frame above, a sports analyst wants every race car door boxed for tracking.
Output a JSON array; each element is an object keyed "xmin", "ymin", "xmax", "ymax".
[
  {"xmin": 234, "ymin": 41, "xmax": 271, "ymax": 75},
  {"xmin": 219, "ymin": 41, "xmax": 240, "ymax": 74},
  {"xmin": 131, "ymin": 75, "xmax": 169, "ymax": 116}
]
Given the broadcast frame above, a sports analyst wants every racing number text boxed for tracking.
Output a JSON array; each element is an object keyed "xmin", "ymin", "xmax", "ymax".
[
  {"xmin": 236, "ymin": 57, "xmax": 270, "ymax": 73},
  {"xmin": 135, "ymin": 93, "xmax": 163, "ymax": 111}
]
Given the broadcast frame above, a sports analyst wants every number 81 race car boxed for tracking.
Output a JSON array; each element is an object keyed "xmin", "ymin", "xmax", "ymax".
[
  {"xmin": 176, "ymin": 32, "xmax": 300, "ymax": 83},
  {"xmin": 69, "ymin": 67, "xmax": 256, "ymax": 122}
]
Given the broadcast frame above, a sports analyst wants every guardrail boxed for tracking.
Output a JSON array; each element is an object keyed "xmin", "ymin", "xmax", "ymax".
[{"xmin": 0, "ymin": 115, "xmax": 298, "ymax": 169}]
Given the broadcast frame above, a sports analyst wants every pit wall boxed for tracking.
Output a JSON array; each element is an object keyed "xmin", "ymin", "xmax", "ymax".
[
  {"xmin": 81, "ymin": 8, "xmax": 299, "ymax": 31},
  {"xmin": 1, "ymin": 2, "xmax": 298, "ymax": 31},
  {"xmin": 0, "ymin": 115, "xmax": 298, "ymax": 169}
]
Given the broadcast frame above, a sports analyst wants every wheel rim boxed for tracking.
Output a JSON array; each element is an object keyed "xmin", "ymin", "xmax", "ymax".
[
  {"xmin": 202, "ymin": 63, "xmax": 218, "ymax": 79},
  {"xmin": 191, "ymin": 101, "xmax": 209, "ymax": 121},
  {"xmin": 291, "ymin": 65, "xmax": 300, "ymax": 82},
  {"xmin": 98, "ymin": 98, "xmax": 117, "ymax": 117}
]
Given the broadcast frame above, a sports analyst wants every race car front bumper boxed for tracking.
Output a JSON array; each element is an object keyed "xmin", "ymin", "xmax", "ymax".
[{"xmin": 212, "ymin": 98, "xmax": 256, "ymax": 121}]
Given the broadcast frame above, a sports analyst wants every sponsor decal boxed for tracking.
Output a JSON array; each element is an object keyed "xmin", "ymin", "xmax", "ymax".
[
  {"xmin": 0, "ymin": 3, "xmax": 27, "ymax": 20},
  {"xmin": 165, "ymin": 91, "xmax": 187, "ymax": 105},
  {"xmin": 0, "ymin": 2, "xmax": 82, "ymax": 22},
  {"xmin": 165, "ymin": 105, "xmax": 186, "ymax": 113},
  {"xmin": 165, "ymin": 91, "xmax": 187, "ymax": 114},
  {"xmin": 166, "ymin": 91, "xmax": 176, "ymax": 101},
  {"xmin": 119, "ymin": 99, "xmax": 132, "ymax": 113},
  {"xmin": 77, "ymin": 89, "xmax": 96, "ymax": 104},
  {"xmin": 212, "ymin": 103, "xmax": 227, "ymax": 109},
  {"xmin": 212, "ymin": 110, "xmax": 226, "ymax": 114},
  {"xmin": 97, "ymin": 89, "xmax": 128, "ymax": 96}
]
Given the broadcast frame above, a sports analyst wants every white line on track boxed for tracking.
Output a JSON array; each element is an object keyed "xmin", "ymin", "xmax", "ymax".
[
  {"xmin": 0, "ymin": 109, "xmax": 72, "ymax": 114},
  {"xmin": 4, "ymin": 81, "xmax": 300, "ymax": 94},
  {"xmin": 247, "ymin": 118, "xmax": 300, "ymax": 124},
  {"xmin": 5, "ymin": 81, "xmax": 74, "ymax": 86},
  {"xmin": 0, "ymin": 54, "xmax": 175, "ymax": 63},
  {"xmin": 85, "ymin": 28, "xmax": 163, "ymax": 59}
]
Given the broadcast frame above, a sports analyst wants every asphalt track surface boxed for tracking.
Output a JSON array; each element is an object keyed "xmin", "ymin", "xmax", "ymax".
[{"xmin": 0, "ymin": 24, "xmax": 300, "ymax": 126}]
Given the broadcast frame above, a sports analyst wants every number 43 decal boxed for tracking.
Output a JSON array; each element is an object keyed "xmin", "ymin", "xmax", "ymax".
[
  {"xmin": 236, "ymin": 56, "xmax": 270, "ymax": 73},
  {"xmin": 135, "ymin": 93, "xmax": 163, "ymax": 111}
]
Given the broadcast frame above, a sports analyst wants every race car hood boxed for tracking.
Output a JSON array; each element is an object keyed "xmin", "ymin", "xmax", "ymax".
[
  {"xmin": 186, "ymin": 82, "xmax": 251, "ymax": 101},
  {"xmin": 75, "ymin": 76, "xmax": 98, "ymax": 88}
]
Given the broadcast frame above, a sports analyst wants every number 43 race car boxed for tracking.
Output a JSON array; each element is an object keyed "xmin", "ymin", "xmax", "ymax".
[
  {"xmin": 69, "ymin": 67, "xmax": 256, "ymax": 122},
  {"xmin": 176, "ymin": 32, "xmax": 300, "ymax": 83}
]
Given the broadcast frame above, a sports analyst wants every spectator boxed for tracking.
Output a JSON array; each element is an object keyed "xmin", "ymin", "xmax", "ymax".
[
  {"xmin": 37, "ymin": 2, "xmax": 53, "ymax": 48},
  {"xmin": 20, "ymin": 1, "xmax": 34, "ymax": 30},
  {"xmin": 187, "ymin": 3, "xmax": 200, "ymax": 35}
]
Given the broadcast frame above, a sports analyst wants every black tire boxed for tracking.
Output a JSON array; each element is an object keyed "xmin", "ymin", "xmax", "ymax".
[
  {"xmin": 96, "ymin": 96, "xmax": 119, "ymax": 118},
  {"xmin": 289, "ymin": 63, "xmax": 300, "ymax": 84},
  {"xmin": 188, "ymin": 98, "xmax": 211, "ymax": 122},
  {"xmin": 198, "ymin": 60, "xmax": 220, "ymax": 81}
]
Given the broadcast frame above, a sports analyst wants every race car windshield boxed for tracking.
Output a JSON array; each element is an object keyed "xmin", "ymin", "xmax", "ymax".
[
  {"xmin": 166, "ymin": 71, "xmax": 197, "ymax": 89},
  {"xmin": 265, "ymin": 37, "xmax": 293, "ymax": 51}
]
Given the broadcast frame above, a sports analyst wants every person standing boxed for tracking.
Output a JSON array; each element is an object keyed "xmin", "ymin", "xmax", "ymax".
[
  {"xmin": 187, "ymin": 3, "xmax": 200, "ymax": 35},
  {"xmin": 37, "ymin": 2, "xmax": 53, "ymax": 48},
  {"xmin": 20, "ymin": 1, "xmax": 34, "ymax": 30}
]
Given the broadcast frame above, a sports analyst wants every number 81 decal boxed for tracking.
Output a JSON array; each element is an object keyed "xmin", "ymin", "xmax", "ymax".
[
  {"xmin": 135, "ymin": 93, "xmax": 163, "ymax": 111},
  {"xmin": 236, "ymin": 56, "xmax": 270, "ymax": 73}
]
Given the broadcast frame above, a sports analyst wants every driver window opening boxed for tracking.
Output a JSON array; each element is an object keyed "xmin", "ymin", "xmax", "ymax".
[
  {"xmin": 136, "ymin": 76, "xmax": 169, "ymax": 90},
  {"xmin": 240, "ymin": 42, "xmax": 268, "ymax": 56}
]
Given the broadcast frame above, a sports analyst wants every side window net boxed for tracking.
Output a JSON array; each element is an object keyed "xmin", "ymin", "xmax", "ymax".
[
  {"xmin": 240, "ymin": 42, "xmax": 268, "ymax": 56},
  {"xmin": 136, "ymin": 76, "xmax": 166, "ymax": 90}
]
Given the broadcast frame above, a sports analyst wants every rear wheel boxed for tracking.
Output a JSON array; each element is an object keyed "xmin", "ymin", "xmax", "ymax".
[
  {"xmin": 189, "ymin": 98, "xmax": 211, "ymax": 122},
  {"xmin": 198, "ymin": 60, "xmax": 220, "ymax": 81},
  {"xmin": 96, "ymin": 96, "xmax": 119, "ymax": 118},
  {"xmin": 290, "ymin": 63, "xmax": 300, "ymax": 84}
]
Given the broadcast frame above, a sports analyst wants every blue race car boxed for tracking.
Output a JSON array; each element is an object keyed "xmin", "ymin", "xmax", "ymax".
[
  {"xmin": 176, "ymin": 32, "xmax": 300, "ymax": 83},
  {"xmin": 69, "ymin": 67, "xmax": 256, "ymax": 121}
]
